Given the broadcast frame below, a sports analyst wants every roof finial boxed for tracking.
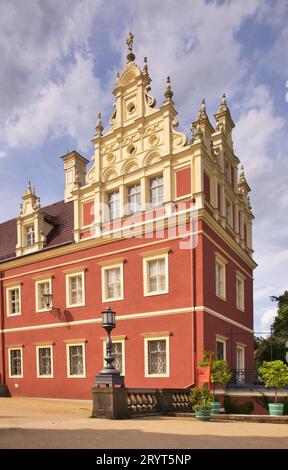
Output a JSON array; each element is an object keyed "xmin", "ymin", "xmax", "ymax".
[
  {"xmin": 95, "ymin": 112, "xmax": 104, "ymax": 136},
  {"xmin": 219, "ymin": 92, "xmax": 227, "ymax": 112},
  {"xmin": 164, "ymin": 76, "xmax": 174, "ymax": 103},
  {"xmin": 143, "ymin": 57, "xmax": 148, "ymax": 74},
  {"xmin": 126, "ymin": 32, "xmax": 135, "ymax": 62},
  {"xmin": 198, "ymin": 98, "xmax": 207, "ymax": 119}
]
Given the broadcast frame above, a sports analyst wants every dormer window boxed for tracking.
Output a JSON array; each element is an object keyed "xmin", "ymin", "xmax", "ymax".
[{"xmin": 26, "ymin": 225, "xmax": 35, "ymax": 246}]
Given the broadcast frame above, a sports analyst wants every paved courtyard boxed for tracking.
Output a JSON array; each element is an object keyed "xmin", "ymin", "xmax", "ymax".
[{"xmin": 0, "ymin": 397, "xmax": 287, "ymax": 449}]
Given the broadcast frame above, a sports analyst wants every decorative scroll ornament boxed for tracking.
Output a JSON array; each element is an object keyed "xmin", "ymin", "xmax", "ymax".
[
  {"xmin": 145, "ymin": 85, "xmax": 156, "ymax": 108},
  {"xmin": 172, "ymin": 118, "xmax": 187, "ymax": 148},
  {"xmin": 86, "ymin": 166, "xmax": 96, "ymax": 184}
]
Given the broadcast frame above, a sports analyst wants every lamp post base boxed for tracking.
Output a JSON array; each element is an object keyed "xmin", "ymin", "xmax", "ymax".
[{"xmin": 95, "ymin": 372, "xmax": 125, "ymax": 387}]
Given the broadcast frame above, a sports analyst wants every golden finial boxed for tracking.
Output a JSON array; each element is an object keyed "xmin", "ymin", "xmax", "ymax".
[
  {"xmin": 219, "ymin": 93, "xmax": 227, "ymax": 112},
  {"xmin": 126, "ymin": 32, "xmax": 135, "ymax": 62},
  {"xmin": 143, "ymin": 57, "xmax": 148, "ymax": 74},
  {"xmin": 95, "ymin": 112, "xmax": 104, "ymax": 136},
  {"xmin": 164, "ymin": 76, "xmax": 174, "ymax": 103}
]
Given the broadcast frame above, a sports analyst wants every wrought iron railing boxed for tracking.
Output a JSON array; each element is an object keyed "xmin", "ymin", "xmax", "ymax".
[{"xmin": 227, "ymin": 369, "xmax": 263, "ymax": 388}]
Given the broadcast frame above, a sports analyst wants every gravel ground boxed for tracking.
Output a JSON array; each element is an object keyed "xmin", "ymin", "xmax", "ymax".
[{"xmin": 0, "ymin": 397, "xmax": 287, "ymax": 449}]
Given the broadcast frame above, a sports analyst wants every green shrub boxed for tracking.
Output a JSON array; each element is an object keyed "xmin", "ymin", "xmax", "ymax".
[
  {"xmin": 190, "ymin": 387, "xmax": 212, "ymax": 411},
  {"xmin": 224, "ymin": 395, "xmax": 254, "ymax": 414},
  {"xmin": 258, "ymin": 360, "xmax": 288, "ymax": 403}
]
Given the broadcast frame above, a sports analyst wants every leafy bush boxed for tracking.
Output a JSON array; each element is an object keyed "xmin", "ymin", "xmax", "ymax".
[
  {"xmin": 224, "ymin": 396, "xmax": 254, "ymax": 414},
  {"xmin": 190, "ymin": 387, "xmax": 212, "ymax": 411},
  {"xmin": 258, "ymin": 360, "xmax": 288, "ymax": 403}
]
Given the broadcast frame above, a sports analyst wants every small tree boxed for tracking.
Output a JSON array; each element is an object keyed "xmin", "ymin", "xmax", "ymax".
[
  {"xmin": 200, "ymin": 351, "xmax": 232, "ymax": 401},
  {"xmin": 258, "ymin": 360, "xmax": 288, "ymax": 403}
]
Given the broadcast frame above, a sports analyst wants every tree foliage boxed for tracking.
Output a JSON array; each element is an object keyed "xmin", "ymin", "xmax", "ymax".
[
  {"xmin": 254, "ymin": 291, "xmax": 288, "ymax": 368},
  {"xmin": 258, "ymin": 360, "xmax": 288, "ymax": 403}
]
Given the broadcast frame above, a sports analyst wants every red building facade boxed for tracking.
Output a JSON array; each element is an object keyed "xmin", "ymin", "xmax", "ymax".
[{"xmin": 0, "ymin": 36, "xmax": 256, "ymax": 399}]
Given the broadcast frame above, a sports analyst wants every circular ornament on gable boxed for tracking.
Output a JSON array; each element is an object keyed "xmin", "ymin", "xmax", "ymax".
[
  {"xmin": 148, "ymin": 134, "xmax": 159, "ymax": 147},
  {"xmin": 106, "ymin": 153, "xmax": 116, "ymax": 164}
]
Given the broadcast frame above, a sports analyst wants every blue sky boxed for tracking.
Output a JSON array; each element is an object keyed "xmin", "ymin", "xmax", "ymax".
[{"xmin": 0, "ymin": 0, "xmax": 287, "ymax": 333}]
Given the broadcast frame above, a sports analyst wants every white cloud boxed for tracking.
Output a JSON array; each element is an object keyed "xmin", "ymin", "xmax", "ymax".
[
  {"xmin": 2, "ymin": 53, "xmax": 108, "ymax": 151},
  {"xmin": 259, "ymin": 307, "xmax": 277, "ymax": 332}
]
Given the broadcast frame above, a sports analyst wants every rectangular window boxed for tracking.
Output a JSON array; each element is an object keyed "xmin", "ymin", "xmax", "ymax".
[
  {"xmin": 26, "ymin": 225, "xmax": 35, "ymax": 246},
  {"xmin": 216, "ymin": 339, "xmax": 226, "ymax": 360},
  {"xmin": 128, "ymin": 184, "xmax": 141, "ymax": 214},
  {"xmin": 148, "ymin": 259, "xmax": 165, "ymax": 293},
  {"xmin": 37, "ymin": 346, "xmax": 53, "ymax": 377},
  {"xmin": 7, "ymin": 286, "xmax": 21, "ymax": 316},
  {"xmin": 225, "ymin": 198, "xmax": 233, "ymax": 227},
  {"xmin": 35, "ymin": 279, "xmax": 51, "ymax": 312},
  {"xmin": 101, "ymin": 262, "xmax": 124, "ymax": 302},
  {"xmin": 145, "ymin": 337, "xmax": 169, "ymax": 377},
  {"xmin": 236, "ymin": 274, "xmax": 245, "ymax": 311},
  {"xmin": 236, "ymin": 345, "xmax": 245, "ymax": 370},
  {"xmin": 215, "ymin": 259, "xmax": 226, "ymax": 299},
  {"xmin": 108, "ymin": 192, "xmax": 120, "ymax": 221},
  {"xmin": 150, "ymin": 176, "xmax": 164, "ymax": 207},
  {"xmin": 9, "ymin": 348, "xmax": 23, "ymax": 377},
  {"xmin": 67, "ymin": 344, "xmax": 85, "ymax": 377},
  {"xmin": 105, "ymin": 267, "xmax": 121, "ymax": 299},
  {"xmin": 66, "ymin": 272, "xmax": 85, "ymax": 307}
]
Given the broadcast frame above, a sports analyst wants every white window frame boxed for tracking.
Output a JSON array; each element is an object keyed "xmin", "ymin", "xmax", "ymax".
[
  {"xmin": 35, "ymin": 278, "xmax": 52, "ymax": 313},
  {"xmin": 144, "ymin": 334, "xmax": 170, "ymax": 378},
  {"xmin": 8, "ymin": 347, "xmax": 23, "ymax": 378},
  {"xmin": 36, "ymin": 345, "xmax": 54, "ymax": 378},
  {"xmin": 215, "ymin": 253, "xmax": 227, "ymax": 300},
  {"xmin": 108, "ymin": 191, "xmax": 120, "ymax": 221},
  {"xmin": 66, "ymin": 342, "xmax": 86, "ymax": 378},
  {"xmin": 128, "ymin": 183, "xmax": 141, "ymax": 214},
  {"xmin": 236, "ymin": 344, "xmax": 246, "ymax": 370},
  {"xmin": 102, "ymin": 338, "xmax": 126, "ymax": 376},
  {"xmin": 215, "ymin": 336, "xmax": 227, "ymax": 361},
  {"xmin": 101, "ymin": 261, "xmax": 124, "ymax": 302},
  {"xmin": 236, "ymin": 272, "xmax": 245, "ymax": 311},
  {"xmin": 143, "ymin": 251, "xmax": 169, "ymax": 297},
  {"xmin": 6, "ymin": 285, "xmax": 22, "ymax": 317},
  {"xmin": 25, "ymin": 224, "xmax": 35, "ymax": 246},
  {"xmin": 65, "ymin": 271, "xmax": 85, "ymax": 308},
  {"xmin": 150, "ymin": 175, "xmax": 164, "ymax": 208}
]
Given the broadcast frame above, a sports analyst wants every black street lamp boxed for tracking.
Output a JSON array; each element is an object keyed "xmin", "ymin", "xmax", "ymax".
[
  {"xmin": 42, "ymin": 292, "xmax": 60, "ymax": 317},
  {"xmin": 95, "ymin": 307, "xmax": 124, "ymax": 387}
]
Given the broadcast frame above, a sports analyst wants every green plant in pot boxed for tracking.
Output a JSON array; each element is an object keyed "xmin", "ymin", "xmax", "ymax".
[
  {"xmin": 258, "ymin": 360, "xmax": 288, "ymax": 416},
  {"xmin": 190, "ymin": 386, "xmax": 212, "ymax": 421},
  {"xmin": 200, "ymin": 351, "xmax": 232, "ymax": 414}
]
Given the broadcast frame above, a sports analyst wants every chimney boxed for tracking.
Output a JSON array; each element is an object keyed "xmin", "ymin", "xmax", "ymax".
[{"xmin": 61, "ymin": 151, "xmax": 89, "ymax": 202}]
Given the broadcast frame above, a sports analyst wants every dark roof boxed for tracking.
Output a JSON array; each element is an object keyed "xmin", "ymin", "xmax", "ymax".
[{"xmin": 0, "ymin": 200, "xmax": 74, "ymax": 263}]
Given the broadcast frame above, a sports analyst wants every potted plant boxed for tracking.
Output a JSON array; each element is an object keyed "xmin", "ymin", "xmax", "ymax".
[
  {"xmin": 258, "ymin": 360, "xmax": 288, "ymax": 416},
  {"xmin": 200, "ymin": 352, "xmax": 232, "ymax": 414},
  {"xmin": 190, "ymin": 386, "xmax": 212, "ymax": 421}
]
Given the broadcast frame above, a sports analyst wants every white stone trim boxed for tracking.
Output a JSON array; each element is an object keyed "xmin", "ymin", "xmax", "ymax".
[{"xmin": 1, "ymin": 306, "xmax": 254, "ymax": 334}]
